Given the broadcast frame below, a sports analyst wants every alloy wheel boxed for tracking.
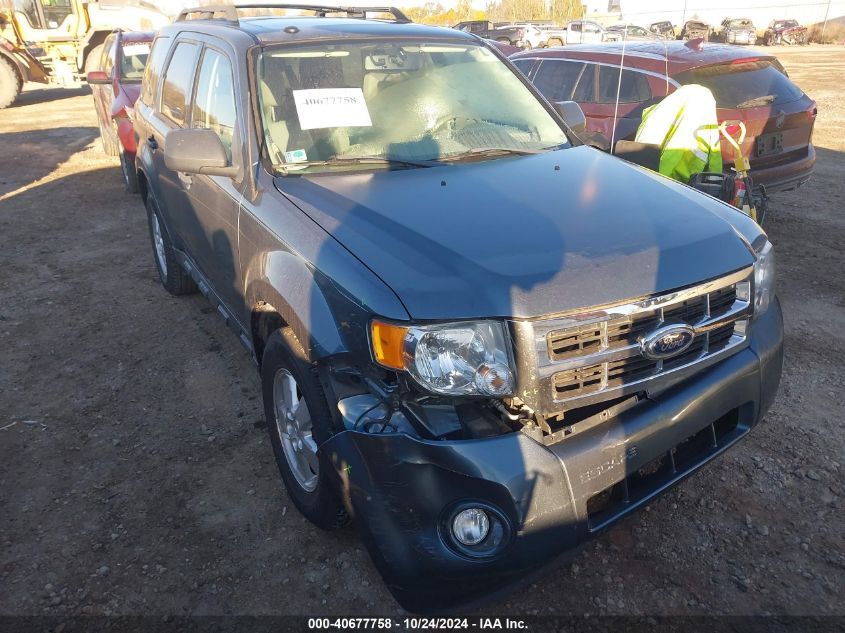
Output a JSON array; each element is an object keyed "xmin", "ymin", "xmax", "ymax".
[{"xmin": 272, "ymin": 368, "xmax": 319, "ymax": 492}]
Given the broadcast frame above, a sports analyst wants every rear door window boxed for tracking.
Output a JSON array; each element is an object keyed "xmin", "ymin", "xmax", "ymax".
[
  {"xmin": 161, "ymin": 41, "xmax": 200, "ymax": 125},
  {"xmin": 141, "ymin": 36, "xmax": 171, "ymax": 106},
  {"xmin": 573, "ymin": 62, "xmax": 596, "ymax": 102},
  {"xmin": 597, "ymin": 66, "xmax": 652, "ymax": 103},
  {"xmin": 192, "ymin": 48, "xmax": 237, "ymax": 161},
  {"xmin": 511, "ymin": 58, "xmax": 536, "ymax": 76},
  {"xmin": 533, "ymin": 59, "xmax": 585, "ymax": 102},
  {"xmin": 674, "ymin": 61, "xmax": 803, "ymax": 108}
]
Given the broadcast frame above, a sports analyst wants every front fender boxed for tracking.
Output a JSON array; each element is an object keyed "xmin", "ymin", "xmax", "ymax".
[
  {"xmin": 244, "ymin": 251, "xmax": 346, "ymax": 360},
  {"xmin": 242, "ymin": 172, "xmax": 410, "ymax": 363}
]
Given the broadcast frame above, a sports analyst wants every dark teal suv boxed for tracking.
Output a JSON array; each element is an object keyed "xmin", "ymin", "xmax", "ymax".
[{"xmin": 134, "ymin": 3, "xmax": 783, "ymax": 612}]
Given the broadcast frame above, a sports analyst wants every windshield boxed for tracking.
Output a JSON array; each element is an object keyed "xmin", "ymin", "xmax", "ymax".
[
  {"xmin": 120, "ymin": 41, "xmax": 151, "ymax": 82},
  {"xmin": 256, "ymin": 40, "xmax": 569, "ymax": 173},
  {"xmin": 728, "ymin": 19, "xmax": 753, "ymax": 28}
]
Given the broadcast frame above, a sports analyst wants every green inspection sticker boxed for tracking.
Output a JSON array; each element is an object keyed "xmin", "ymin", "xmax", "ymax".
[{"xmin": 284, "ymin": 149, "xmax": 307, "ymax": 163}]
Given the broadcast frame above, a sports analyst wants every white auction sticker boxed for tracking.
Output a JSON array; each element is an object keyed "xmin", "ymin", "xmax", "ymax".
[
  {"xmin": 292, "ymin": 88, "xmax": 372, "ymax": 131},
  {"xmin": 122, "ymin": 44, "xmax": 151, "ymax": 57}
]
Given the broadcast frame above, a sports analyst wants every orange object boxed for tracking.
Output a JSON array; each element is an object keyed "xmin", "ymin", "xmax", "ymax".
[{"xmin": 370, "ymin": 320, "xmax": 408, "ymax": 369}]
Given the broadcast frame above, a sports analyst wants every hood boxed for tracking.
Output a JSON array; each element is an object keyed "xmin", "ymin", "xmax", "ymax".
[{"xmin": 275, "ymin": 147, "xmax": 755, "ymax": 320}]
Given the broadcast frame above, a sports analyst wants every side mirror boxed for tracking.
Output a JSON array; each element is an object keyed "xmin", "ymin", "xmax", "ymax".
[
  {"xmin": 164, "ymin": 128, "xmax": 238, "ymax": 178},
  {"xmin": 553, "ymin": 100, "xmax": 587, "ymax": 135},
  {"xmin": 86, "ymin": 70, "xmax": 111, "ymax": 85}
]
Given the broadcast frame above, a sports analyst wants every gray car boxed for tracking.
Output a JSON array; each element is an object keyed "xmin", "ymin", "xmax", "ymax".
[{"xmin": 134, "ymin": 3, "xmax": 783, "ymax": 612}]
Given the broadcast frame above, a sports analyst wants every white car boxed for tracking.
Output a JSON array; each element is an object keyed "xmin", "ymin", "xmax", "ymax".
[{"xmin": 564, "ymin": 20, "xmax": 622, "ymax": 45}]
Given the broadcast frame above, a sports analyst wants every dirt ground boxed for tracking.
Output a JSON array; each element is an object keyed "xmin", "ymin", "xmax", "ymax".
[{"xmin": 1, "ymin": 45, "xmax": 843, "ymax": 621}]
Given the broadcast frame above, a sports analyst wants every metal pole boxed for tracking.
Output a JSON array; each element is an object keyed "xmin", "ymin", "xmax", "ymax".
[
  {"xmin": 681, "ymin": 0, "xmax": 688, "ymax": 28},
  {"xmin": 820, "ymin": 0, "xmax": 832, "ymax": 43}
]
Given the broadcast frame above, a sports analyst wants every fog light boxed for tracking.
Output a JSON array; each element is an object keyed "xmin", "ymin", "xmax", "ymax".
[{"xmin": 452, "ymin": 508, "xmax": 490, "ymax": 546}]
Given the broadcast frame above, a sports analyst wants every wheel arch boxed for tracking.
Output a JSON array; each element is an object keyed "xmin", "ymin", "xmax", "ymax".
[
  {"xmin": 245, "ymin": 252, "xmax": 347, "ymax": 367},
  {"xmin": 136, "ymin": 167, "xmax": 149, "ymax": 202}
]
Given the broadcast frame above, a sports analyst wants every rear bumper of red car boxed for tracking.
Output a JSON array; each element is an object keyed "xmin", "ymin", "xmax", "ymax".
[{"xmin": 740, "ymin": 143, "xmax": 816, "ymax": 193}]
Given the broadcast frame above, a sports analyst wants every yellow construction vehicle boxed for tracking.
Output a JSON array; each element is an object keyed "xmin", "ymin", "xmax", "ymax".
[{"xmin": 0, "ymin": 0, "xmax": 169, "ymax": 108}]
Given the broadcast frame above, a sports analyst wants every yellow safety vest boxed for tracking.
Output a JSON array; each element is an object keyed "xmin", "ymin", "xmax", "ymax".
[{"xmin": 635, "ymin": 84, "xmax": 723, "ymax": 183}]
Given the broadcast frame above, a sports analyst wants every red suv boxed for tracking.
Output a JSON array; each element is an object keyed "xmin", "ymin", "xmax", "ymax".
[{"xmin": 511, "ymin": 41, "xmax": 817, "ymax": 192}]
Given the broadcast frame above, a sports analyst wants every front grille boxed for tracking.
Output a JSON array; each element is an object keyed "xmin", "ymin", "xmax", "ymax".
[
  {"xmin": 527, "ymin": 268, "xmax": 753, "ymax": 413},
  {"xmin": 547, "ymin": 285, "xmax": 737, "ymax": 363}
]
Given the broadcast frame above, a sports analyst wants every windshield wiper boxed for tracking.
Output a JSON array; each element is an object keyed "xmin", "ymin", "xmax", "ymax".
[
  {"xmin": 736, "ymin": 95, "xmax": 776, "ymax": 108},
  {"xmin": 279, "ymin": 155, "xmax": 441, "ymax": 173},
  {"xmin": 440, "ymin": 147, "xmax": 549, "ymax": 163}
]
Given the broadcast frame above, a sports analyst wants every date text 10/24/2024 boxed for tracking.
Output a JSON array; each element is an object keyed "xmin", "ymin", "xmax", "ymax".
[{"xmin": 308, "ymin": 618, "xmax": 529, "ymax": 630}]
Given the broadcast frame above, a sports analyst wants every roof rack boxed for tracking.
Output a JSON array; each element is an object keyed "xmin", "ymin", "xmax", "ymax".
[{"xmin": 175, "ymin": 4, "xmax": 411, "ymax": 24}]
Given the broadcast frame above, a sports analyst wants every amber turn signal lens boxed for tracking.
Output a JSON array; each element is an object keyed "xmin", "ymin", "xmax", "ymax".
[{"xmin": 371, "ymin": 320, "xmax": 408, "ymax": 370}]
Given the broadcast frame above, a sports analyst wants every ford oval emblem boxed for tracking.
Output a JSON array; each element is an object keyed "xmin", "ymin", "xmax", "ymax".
[{"xmin": 641, "ymin": 324, "xmax": 696, "ymax": 360}]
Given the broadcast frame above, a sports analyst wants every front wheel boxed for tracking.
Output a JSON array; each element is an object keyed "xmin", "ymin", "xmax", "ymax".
[{"xmin": 261, "ymin": 329, "xmax": 349, "ymax": 530}]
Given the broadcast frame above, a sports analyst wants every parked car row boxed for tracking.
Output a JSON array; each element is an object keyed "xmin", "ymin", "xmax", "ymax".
[
  {"xmin": 458, "ymin": 15, "xmax": 811, "ymax": 50},
  {"xmin": 649, "ymin": 17, "xmax": 810, "ymax": 46},
  {"xmin": 456, "ymin": 18, "xmax": 628, "ymax": 47},
  {"xmin": 457, "ymin": 15, "xmax": 811, "ymax": 50}
]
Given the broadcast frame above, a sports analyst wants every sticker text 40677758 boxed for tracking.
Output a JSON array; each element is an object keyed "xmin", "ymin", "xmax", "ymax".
[{"xmin": 292, "ymin": 88, "xmax": 373, "ymax": 131}]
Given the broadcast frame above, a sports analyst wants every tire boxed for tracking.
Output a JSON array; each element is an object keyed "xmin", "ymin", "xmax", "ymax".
[
  {"xmin": 84, "ymin": 44, "xmax": 104, "ymax": 76},
  {"xmin": 145, "ymin": 193, "xmax": 197, "ymax": 296},
  {"xmin": 522, "ymin": 42, "xmax": 533, "ymax": 50},
  {"xmin": 261, "ymin": 329, "xmax": 349, "ymax": 530},
  {"xmin": 0, "ymin": 57, "xmax": 21, "ymax": 110},
  {"xmin": 120, "ymin": 150, "xmax": 139, "ymax": 194}
]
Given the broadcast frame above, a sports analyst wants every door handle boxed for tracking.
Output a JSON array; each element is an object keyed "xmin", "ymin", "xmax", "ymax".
[{"xmin": 148, "ymin": 135, "xmax": 158, "ymax": 151}]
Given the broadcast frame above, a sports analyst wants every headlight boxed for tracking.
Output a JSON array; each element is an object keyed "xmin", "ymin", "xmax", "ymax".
[
  {"xmin": 753, "ymin": 240, "xmax": 775, "ymax": 317},
  {"xmin": 370, "ymin": 320, "xmax": 515, "ymax": 397}
]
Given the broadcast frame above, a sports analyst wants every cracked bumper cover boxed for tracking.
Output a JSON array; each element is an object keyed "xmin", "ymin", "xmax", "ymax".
[{"xmin": 320, "ymin": 299, "xmax": 783, "ymax": 612}]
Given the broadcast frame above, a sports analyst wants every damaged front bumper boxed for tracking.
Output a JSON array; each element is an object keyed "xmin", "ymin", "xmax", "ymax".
[{"xmin": 320, "ymin": 300, "xmax": 783, "ymax": 613}]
